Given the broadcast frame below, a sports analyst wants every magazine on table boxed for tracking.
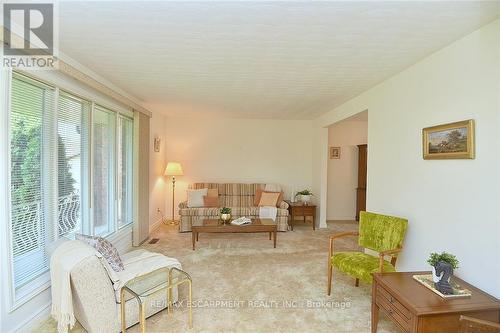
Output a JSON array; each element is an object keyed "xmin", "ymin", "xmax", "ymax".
[{"xmin": 231, "ymin": 217, "xmax": 252, "ymax": 226}]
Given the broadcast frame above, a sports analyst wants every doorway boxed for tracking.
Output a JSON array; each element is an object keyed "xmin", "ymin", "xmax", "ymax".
[{"xmin": 326, "ymin": 110, "xmax": 368, "ymax": 223}]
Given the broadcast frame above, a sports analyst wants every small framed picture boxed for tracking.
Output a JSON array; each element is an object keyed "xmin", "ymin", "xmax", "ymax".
[
  {"xmin": 154, "ymin": 137, "xmax": 161, "ymax": 152},
  {"xmin": 330, "ymin": 146, "xmax": 341, "ymax": 159},
  {"xmin": 422, "ymin": 120, "xmax": 475, "ymax": 159}
]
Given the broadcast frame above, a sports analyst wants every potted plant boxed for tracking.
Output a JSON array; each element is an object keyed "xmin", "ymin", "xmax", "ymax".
[
  {"xmin": 220, "ymin": 207, "xmax": 232, "ymax": 224},
  {"xmin": 295, "ymin": 190, "xmax": 313, "ymax": 205},
  {"xmin": 427, "ymin": 251, "xmax": 459, "ymax": 295}
]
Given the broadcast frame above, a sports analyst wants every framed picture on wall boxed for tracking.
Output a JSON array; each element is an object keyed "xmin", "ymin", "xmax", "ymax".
[
  {"xmin": 154, "ymin": 137, "xmax": 161, "ymax": 152},
  {"xmin": 329, "ymin": 146, "xmax": 341, "ymax": 159},
  {"xmin": 422, "ymin": 119, "xmax": 475, "ymax": 159}
]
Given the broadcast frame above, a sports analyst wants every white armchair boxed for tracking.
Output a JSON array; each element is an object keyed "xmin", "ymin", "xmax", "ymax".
[{"xmin": 70, "ymin": 251, "xmax": 180, "ymax": 332}]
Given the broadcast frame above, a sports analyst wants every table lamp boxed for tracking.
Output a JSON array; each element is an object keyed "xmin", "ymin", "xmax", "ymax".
[{"xmin": 164, "ymin": 162, "xmax": 183, "ymax": 225}]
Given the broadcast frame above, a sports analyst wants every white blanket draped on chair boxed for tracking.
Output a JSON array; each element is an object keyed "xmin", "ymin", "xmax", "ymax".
[
  {"xmin": 113, "ymin": 249, "xmax": 182, "ymax": 301},
  {"xmin": 50, "ymin": 240, "xmax": 98, "ymax": 333}
]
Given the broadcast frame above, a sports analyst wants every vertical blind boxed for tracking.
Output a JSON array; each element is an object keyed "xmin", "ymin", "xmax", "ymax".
[{"xmin": 8, "ymin": 73, "xmax": 135, "ymax": 298}]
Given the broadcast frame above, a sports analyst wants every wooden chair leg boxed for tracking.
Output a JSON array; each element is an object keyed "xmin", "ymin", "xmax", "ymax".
[
  {"xmin": 327, "ymin": 261, "xmax": 333, "ymax": 295},
  {"xmin": 355, "ymin": 278, "xmax": 359, "ymax": 287}
]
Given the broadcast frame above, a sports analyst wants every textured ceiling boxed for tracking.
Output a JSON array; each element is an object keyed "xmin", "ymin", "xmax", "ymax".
[{"xmin": 59, "ymin": 1, "xmax": 500, "ymax": 119}]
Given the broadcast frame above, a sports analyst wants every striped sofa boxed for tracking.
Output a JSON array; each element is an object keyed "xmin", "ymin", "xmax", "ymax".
[{"xmin": 179, "ymin": 183, "xmax": 289, "ymax": 232}]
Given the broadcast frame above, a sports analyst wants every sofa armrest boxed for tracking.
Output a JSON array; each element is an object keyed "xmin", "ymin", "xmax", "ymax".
[
  {"xmin": 278, "ymin": 201, "xmax": 289, "ymax": 210},
  {"xmin": 71, "ymin": 256, "xmax": 118, "ymax": 333},
  {"xmin": 179, "ymin": 201, "xmax": 188, "ymax": 209}
]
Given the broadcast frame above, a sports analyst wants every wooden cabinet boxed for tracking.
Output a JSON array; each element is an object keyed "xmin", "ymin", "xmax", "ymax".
[
  {"xmin": 372, "ymin": 272, "xmax": 500, "ymax": 333},
  {"xmin": 376, "ymin": 284, "xmax": 413, "ymax": 332},
  {"xmin": 356, "ymin": 144, "xmax": 367, "ymax": 221}
]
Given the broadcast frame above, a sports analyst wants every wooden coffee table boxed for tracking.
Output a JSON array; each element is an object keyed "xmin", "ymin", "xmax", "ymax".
[{"xmin": 191, "ymin": 219, "xmax": 277, "ymax": 250}]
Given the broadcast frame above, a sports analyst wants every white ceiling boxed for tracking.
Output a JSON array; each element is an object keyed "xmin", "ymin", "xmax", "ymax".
[{"xmin": 59, "ymin": 1, "xmax": 500, "ymax": 119}]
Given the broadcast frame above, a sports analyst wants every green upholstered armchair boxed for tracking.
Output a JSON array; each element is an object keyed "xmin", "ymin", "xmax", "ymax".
[{"xmin": 327, "ymin": 211, "xmax": 408, "ymax": 295}]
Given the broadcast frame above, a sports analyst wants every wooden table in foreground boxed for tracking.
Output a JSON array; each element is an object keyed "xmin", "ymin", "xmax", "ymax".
[
  {"xmin": 191, "ymin": 219, "xmax": 277, "ymax": 250},
  {"xmin": 372, "ymin": 271, "xmax": 500, "ymax": 333}
]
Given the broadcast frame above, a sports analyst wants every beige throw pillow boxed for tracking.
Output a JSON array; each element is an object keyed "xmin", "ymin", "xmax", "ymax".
[
  {"xmin": 207, "ymin": 188, "xmax": 218, "ymax": 198},
  {"xmin": 203, "ymin": 195, "xmax": 219, "ymax": 207},
  {"xmin": 254, "ymin": 189, "xmax": 283, "ymax": 207},
  {"xmin": 258, "ymin": 192, "xmax": 280, "ymax": 207}
]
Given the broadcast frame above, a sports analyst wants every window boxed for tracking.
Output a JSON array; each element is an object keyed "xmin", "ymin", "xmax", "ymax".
[
  {"xmin": 92, "ymin": 107, "xmax": 116, "ymax": 236},
  {"xmin": 10, "ymin": 74, "xmax": 55, "ymax": 291},
  {"xmin": 117, "ymin": 116, "xmax": 134, "ymax": 228},
  {"xmin": 7, "ymin": 72, "xmax": 135, "ymax": 301},
  {"xmin": 57, "ymin": 92, "xmax": 91, "ymax": 237}
]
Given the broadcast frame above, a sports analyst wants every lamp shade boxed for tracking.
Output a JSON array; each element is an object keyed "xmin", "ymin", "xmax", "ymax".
[{"xmin": 164, "ymin": 162, "xmax": 183, "ymax": 176}]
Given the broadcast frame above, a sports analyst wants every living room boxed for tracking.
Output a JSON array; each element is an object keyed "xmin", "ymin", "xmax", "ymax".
[{"xmin": 1, "ymin": 1, "xmax": 499, "ymax": 333}]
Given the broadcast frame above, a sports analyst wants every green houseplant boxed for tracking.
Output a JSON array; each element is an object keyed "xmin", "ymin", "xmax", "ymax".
[
  {"xmin": 427, "ymin": 252, "xmax": 459, "ymax": 269},
  {"xmin": 220, "ymin": 207, "xmax": 232, "ymax": 224},
  {"xmin": 295, "ymin": 190, "xmax": 313, "ymax": 204},
  {"xmin": 427, "ymin": 251, "xmax": 459, "ymax": 295}
]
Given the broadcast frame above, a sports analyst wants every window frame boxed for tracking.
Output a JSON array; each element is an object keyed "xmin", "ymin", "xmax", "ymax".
[
  {"xmin": 3, "ymin": 70, "xmax": 135, "ymax": 310},
  {"xmin": 91, "ymin": 104, "xmax": 117, "ymax": 237},
  {"xmin": 116, "ymin": 115, "xmax": 134, "ymax": 229},
  {"xmin": 7, "ymin": 73, "xmax": 57, "ymax": 308}
]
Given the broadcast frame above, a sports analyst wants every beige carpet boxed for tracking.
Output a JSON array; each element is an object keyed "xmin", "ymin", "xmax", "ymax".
[{"xmin": 35, "ymin": 221, "xmax": 399, "ymax": 333}]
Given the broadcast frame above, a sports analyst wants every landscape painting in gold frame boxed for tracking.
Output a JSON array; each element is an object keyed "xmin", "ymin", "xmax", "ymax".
[{"xmin": 422, "ymin": 120, "xmax": 475, "ymax": 159}]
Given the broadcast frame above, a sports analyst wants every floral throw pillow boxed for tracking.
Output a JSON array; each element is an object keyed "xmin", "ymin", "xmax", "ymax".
[{"xmin": 76, "ymin": 234, "xmax": 124, "ymax": 272}]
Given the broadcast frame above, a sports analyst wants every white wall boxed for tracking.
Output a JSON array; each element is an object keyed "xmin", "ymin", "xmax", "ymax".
[
  {"xmin": 149, "ymin": 113, "xmax": 169, "ymax": 230},
  {"xmin": 163, "ymin": 117, "xmax": 314, "ymax": 219},
  {"xmin": 314, "ymin": 19, "xmax": 500, "ymax": 297},
  {"xmin": 327, "ymin": 120, "xmax": 367, "ymax": 220}
]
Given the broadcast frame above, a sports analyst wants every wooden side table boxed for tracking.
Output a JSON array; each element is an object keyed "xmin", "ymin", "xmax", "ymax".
[
  {"xmin": 372, "ymin": 271, "xmax": 500, "ymax": 333},
  {"xmin": 285, "ymin": 201, "xmax": 316, "ymax": 230}
]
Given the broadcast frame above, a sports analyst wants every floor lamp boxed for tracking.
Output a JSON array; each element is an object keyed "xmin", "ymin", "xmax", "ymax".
[{"xmin": 164, "ymin": 162, "xmax": 183, "ymax": 225}]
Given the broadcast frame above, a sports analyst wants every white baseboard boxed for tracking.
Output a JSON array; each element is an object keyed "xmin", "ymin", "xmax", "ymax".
[{"xmin": 14, "ymin": 302, "xmax": 51, "ymax": 333}]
